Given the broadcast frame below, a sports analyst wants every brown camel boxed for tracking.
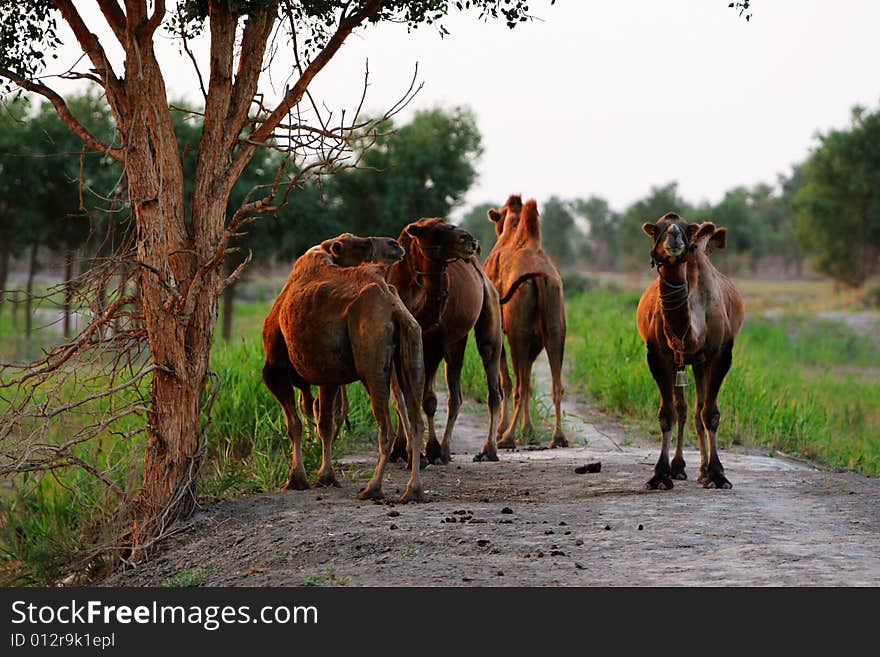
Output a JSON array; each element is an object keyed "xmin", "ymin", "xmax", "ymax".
[
  {"xmin": 262, "ymin": 234, "xmax": 426, "ymax": 501},
  {"xmin": 636, "ymin": 213, "xmax": 745, "ymax": 490},
  {"xmin": 263, "ymin": 233, "xmax": 406, "ymax": 422},
  {"xmin": 484, "ymin": 196, "xmax": 567, "ymax": 448},
  {"xmin": 386, "ymin": 218, "xmax": 504, "ymax": 464}
]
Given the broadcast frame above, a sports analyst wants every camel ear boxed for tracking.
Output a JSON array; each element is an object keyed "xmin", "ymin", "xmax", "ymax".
[
  {"xmin": 327, "ymin": 239, "xmax": 343, "ymax": 257},
  {"xmin": 405, "ymin": 224, "xmax": 425, "ymax": 239},
  {"xmin": 707, "ymin": 227, "xmax": 727, "ymax": 254},
  {"xmin": 642, "ymin": 222, "xmax": 657, "ymax": 238},
  {"xmin": 488, "ymin": 209, "xmax": 503, "ymax": 223},
  {"xmin": 686, "ymin": 223, "xmax": 701, "ymax": 242}
]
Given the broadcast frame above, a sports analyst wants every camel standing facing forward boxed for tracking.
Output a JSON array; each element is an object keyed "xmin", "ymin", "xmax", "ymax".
[
  {"xmin": 484, "ymin": 196, "xmax": 567, "ymax": 448},
  {"xmin": 637, "ymin": 213, "xmax": 744, "ymax": 490},
  {"xmin": 262, "ymin": 234, "xmax": 425, "ymax": 501}
]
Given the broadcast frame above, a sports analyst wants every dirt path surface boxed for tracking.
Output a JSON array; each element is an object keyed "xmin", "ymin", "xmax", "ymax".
[{"xmin": 107, "ymin": 356, "xmax": 880, "ymax": 587}]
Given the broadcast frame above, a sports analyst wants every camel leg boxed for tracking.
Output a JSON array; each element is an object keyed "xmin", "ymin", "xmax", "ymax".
[
  {"xmin": 422, "ymin": 342, "xmax": 445, "ymax": 465},
  {"xmin": 692, "ymin": 364, "xmax": 709, "ymax": 483},
  {"xmin": 299, "ymin": 386, "xmax": 315, "ymax": 427},
  {"xmin": 496, "ymin": 342, "xmax": 515, "ymax": 447},
  {"xmin": 357, "ymin": 380, "xmax": 394, "ymax": 500},
  {"xmin": 438, "ymin": 337, "xmax": 467, "ymax": 464},
  {"xmin": 498, "ymin": 326, "xmax": 532, "ymax": 447},
  {"xmin": 313, "ymin": 385, "xmax": 341, "ymax": 488},
  {"xmin": 389, "ymin": 402, "xmax": 408, "ymax": 463},
  {"xmin": 670, "ymin": 383, "xmax": 688, "ymax": 479},
  {"xmin": 546, "ymin": 325, "xmax": 567, "ymax": 449},
  {"xmin": 473, "ymin": 291, "xmax": 503, "ymax": 462},
  {"xmin": 701, "ymin": 343, "xmax": 734, "ymax": 490},
  {"xmin": 645, "ymin": 348, "xmax": 676, "ymax": 490},
  {"xmin": 262, "ymin": 362, "xmax": 309, "ymax": 491},
  {"xmin": 518, "ymin": 355, "xmax": 538, "ymax": 444},
  {"xmin": 397, "ymin": 377, "xmax": 424, "ymax": 503}
]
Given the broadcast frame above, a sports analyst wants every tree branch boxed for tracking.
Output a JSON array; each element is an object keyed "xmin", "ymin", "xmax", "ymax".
[
  {"xmin": 0, "ymin": 68, "xmax": 124, "ymax": 160},
  {"xmin": 226, "ymin": 0, "xmax": 387, "ymax": 187},
  {"xmin": 226, "ymin": 0, "xmax": 279, "ymax": 145},
  {"xmin": 96, "ymin": 0, "xmax": 127, "ymax": 44}
]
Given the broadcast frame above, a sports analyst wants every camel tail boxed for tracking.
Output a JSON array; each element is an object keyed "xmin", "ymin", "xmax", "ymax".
[
  {"xmin": 499, "ymin": 271, "xmax": 547, "ymax": 305},
  {"xmin": 393, "ymin": 309, "xmax": 425, "ymax": 438}
]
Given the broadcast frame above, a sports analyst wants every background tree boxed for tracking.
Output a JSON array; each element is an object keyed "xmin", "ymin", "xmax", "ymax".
[
  {"xmin": 331, "ymin": 106, "xmax": 483, "ymax": 237},
  {"xmin": 617, "ymin": 182, "xmax": 692, "ymax": 269},
  {"xmin": 572, "ymin": 196, "xmax": 619, "ymax": 270},
  {"xmin": 540, "ymin": 196, "xmax": 580, "ymax": 267},
  {"xmin": 794, "ymin": 104, "xmax": 880, "ymax": 287},
  {"xmin": 458, "ymin": 202, "xmax": 498, "ymax": 254}
]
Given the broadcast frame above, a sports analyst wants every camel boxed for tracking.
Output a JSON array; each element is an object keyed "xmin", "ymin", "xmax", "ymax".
[
  {"xmin": 263, "ymin": 233, "xmax": 405, "ymax": 421},
  {"xmin": 262, "ymin": 233, "xmax": 426, "ymax": 501},
  {"xmin": 386, "ymin": 218, "xmax": 504, "ymax": 465},
  {"xmin": 636, "ymin": 213, "xmax": 745, "ymax": 490},
  {"xmin": 484, "ymin": 196, "xmax": 567, "ymax": 448}
]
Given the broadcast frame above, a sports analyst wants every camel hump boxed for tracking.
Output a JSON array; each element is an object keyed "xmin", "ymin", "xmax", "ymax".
[
  {"xmin": 505, "ymin": 194, "xmax": 523, "ymax": 211},
  {"xmin": 691, "ymin": 222, "xmax": 718, "ymax": 251},
  {"xmin": 513, "ymin": 198, "xmax": 541, "ymax": 245}
]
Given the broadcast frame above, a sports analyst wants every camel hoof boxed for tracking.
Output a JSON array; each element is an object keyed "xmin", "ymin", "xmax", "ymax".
[
  {"xmin": 704, "ymin": 475, "xmax": 733, "ymax": 490},
  {"xmin": 425, "ymin": 439, "xmax": 443, "ymax": 464},
  {"xmin": 283, "ymin": 474, "xmax": 310, "ymax": 491},
  {"xmin": 497, "ymin": 437, "xmax": 517, "ymax": 450},
  {"xmin": 356, "ymin": 486, "xmax": 384, "ymax": 501},
  {"xmin": 670, "ymin": 457, "xmax": 687, "ymax": 480},
  {"xmin": 644, "ymin": 475, "xmax": 674, "ymax": 491},
  {"xmin": 389, "ymin": 437, "xmax": 408, "ymax": 463},
  {"xmin": 550, "ymin": 435, "xmax": 568, "ymax": 449},
  {"xmin": 473, "ymin": 450, "xmax": 499, "ymax": 462},
  {"xmin": 312, "ymin": 475, "xmax": 340, "ymax": 488},
  {"xmin": 399, "ymin": 485, "xmax": 424, "ymax": 503}
]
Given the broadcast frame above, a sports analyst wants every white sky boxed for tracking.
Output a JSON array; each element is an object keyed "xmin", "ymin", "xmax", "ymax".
[{"xmin": 48, "ymin": 1, "xmax": 880, "ymax": 216}]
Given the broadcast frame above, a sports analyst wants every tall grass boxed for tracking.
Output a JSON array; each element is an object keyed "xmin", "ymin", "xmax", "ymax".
[{"xmin": 566, "ymin": 289, "xmax": 880, "ymax": 475}]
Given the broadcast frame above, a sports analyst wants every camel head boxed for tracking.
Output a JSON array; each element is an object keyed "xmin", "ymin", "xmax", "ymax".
[
  {"xmin": 641, "ymin": 212, "xmax": 701, "ymax": 267},
  {"xmin": 404, "ymin": 218, "xmax": 481, "ymax": 262},
  {"xmin": 487, "ymin": 194, "xmax": 524, "ymax": 238},
  {"xmin": 320, "ymin": 233, "xmax": 405, "ymax": 266}
]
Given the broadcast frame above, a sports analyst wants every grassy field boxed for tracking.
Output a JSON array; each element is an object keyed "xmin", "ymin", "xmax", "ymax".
[
  {"xmin": 565, "ymin": 284, "xmax": 880, "ymax": 475},
  {"xmin": 1, "ymin": 274, "xmax": 878, "ymax": 584}
]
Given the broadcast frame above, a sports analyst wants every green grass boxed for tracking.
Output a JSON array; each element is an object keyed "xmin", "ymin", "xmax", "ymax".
[
  {"xmin": 566, "ymin": 289, "xmax": 880, "ymax": 475},
  {"xmin": 161, "ymin": 566, "xmax": 208, "ymax": 587}
]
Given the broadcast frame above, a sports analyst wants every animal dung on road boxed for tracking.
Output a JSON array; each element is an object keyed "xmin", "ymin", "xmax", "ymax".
[{"xmin": 575, "ymin": 462, "xmax": 602, "ymax": 474}]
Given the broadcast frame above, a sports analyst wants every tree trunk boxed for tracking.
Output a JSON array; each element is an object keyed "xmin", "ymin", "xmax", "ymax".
[
  {"xmin": 221, "ymin": 277, "xmax": 236, "ymax": 341},
  {"xmin": 63, "ymin": 246, "xmax": 74, "ymax": 338},
  {"xmin": 24, "ymin": 242, "xmax": 38, "ymax": 340}
]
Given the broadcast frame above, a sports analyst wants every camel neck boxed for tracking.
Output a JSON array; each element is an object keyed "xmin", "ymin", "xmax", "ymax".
[
  {"xmin": 395, "ymin": 241, "xmax": 450, "ymax": 331},
  {"xmin": 657, "ymin": 261, "xmax": 692, "ymax": 349}
]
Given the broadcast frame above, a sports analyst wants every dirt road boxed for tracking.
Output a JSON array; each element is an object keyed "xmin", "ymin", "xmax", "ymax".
[{"xmin": 107, "ymin": 356, "xmax": 880, "ymax": 587}]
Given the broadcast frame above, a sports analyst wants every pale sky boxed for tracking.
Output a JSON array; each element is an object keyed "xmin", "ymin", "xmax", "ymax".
[{"xmin": 48, "ymin": 1, "xmax": 880, "ymax": 216}]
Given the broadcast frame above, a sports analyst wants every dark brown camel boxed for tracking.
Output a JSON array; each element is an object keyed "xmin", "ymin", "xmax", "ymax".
[
  {"xmin": 636, "ymin": 213, "xmax": 745, "ymax": 490},
  {"xmin": 386, "ymin": 218, "xmax": 504, "ymax": 464},
  {"xmin": 262, "ymin": 234, "xmax": 426, "ymax": 501},
  {"xmin": 484, "ymin": 196, "xmax": 567, "ymax": 448}
]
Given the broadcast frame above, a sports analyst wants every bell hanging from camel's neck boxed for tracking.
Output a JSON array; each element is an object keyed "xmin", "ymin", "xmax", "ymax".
[{"xmin": 675, "ymin": 368, "xmax": 689, "ymax": 388}]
